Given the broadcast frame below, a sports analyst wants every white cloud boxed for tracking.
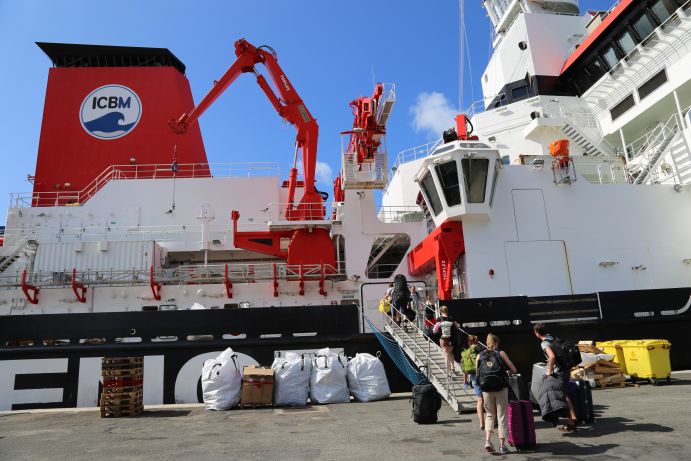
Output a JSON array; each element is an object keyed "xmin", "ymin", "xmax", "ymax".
[
  {"xmin": 410, "ymin": 92, "xmax": 457, "ymax": 139},
  {"xmin": 315, "ymin": 161, "xmax": 333, "ymax": 185}
]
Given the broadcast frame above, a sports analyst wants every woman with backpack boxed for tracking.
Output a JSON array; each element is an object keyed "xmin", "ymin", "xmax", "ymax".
[
  {"xmin": 433, "ymin": 305, "xmax": 458, "ymax": 376},
  {"xmin": 476, "ymin": 333, "xmax": 517, "ymax": 455},
  {"xmin": 461, "ymin": 335, "xmax": 485, "ymax": 431}
]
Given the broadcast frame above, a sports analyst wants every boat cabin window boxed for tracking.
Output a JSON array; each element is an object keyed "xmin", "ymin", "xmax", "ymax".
[
  {"xmin": 632, "ymin": 13, "xmax": 655, "ymax": 41},
  {"xmin": 435, "ymin": 161, "xmax": 462, "ymax": 207},
  {"xmin": 601, "ymin": 45, "xmax": 619, "ymax": 69},
  {"xmin": 586, "ymin": 58, "xmax": 606, "ymax": 82},
  {"xmin": 420, "ymin": 172, "xmax": 443, "ymax": 216},
  {"xmin": 650, "ymin": 0, "xmax": 674, "ymax": 23},
  {"xmin": 461, "ymin": 158, "xmax": 489, "ymax": 203},
  {"xmin": 616, "ymin": 30, "xmax": 637, "ymax": 56}
]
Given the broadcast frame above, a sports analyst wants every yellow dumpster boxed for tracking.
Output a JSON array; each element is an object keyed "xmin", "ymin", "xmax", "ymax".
[
  {"xmin": 595, "ymin": 340, "xmax": 627, "ymax": 374},
  {"xmin": 619, "ymin": 339, "xmax": 672, "ymax": 384}
]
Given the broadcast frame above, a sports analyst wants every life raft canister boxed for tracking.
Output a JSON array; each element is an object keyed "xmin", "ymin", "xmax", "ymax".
[{"xmin": 549, "ymin": 139, "xmax": 570, "ymax": 167}]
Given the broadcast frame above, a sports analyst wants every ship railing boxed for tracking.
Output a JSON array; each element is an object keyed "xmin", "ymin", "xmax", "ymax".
[
  {"xmin": 375, "ymin": 83, "xmax": 397, "ymax": 127},
  {"xmin": 340, "ymin": 150, "xmax": 388, "ymax": 189},
  {"xmin": 626, "ymin": 108, "xmax": 688, "ymax": 162},
  {"xmin": 391, "ymin": 139, "xmax": 443, "ymax": 172},
  {"xmin": 366, "ymin": 263, "xmax": 401, "ymax": 279},
  {"xmin": 267, "ymin": 202, "xmax": 331, "ymax": 228},
  {"xmin": 376, "ymin": 206, "xmax": 424, "ymax": 223},
  {"xmin": 0, "ymin": 223, "xmax": 234, "ymax": 243},
  {"xmin": 8, "ymin": 162, "xmax": 281, "ymax": 209},
  {"xmin": 626, "ymin": 111, "xmax": 684, "ymax": 184},
  {"xmin": 0, "ymin": 262, "xmax": 344, "ymax": 289}
]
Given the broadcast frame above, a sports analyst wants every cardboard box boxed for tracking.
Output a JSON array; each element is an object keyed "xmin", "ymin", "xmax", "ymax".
[{"xmin": 241, "ymin": 366, "xmax": 274, "ymax": 407}]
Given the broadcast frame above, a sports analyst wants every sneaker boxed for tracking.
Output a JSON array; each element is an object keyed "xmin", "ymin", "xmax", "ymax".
[
  {"xmin": 497, "ymin": 446, "xmax": 510, "ymax": 455},
  {"xmin": 484, "ymin": 442, "xmax": 495, "ymax": 453}
]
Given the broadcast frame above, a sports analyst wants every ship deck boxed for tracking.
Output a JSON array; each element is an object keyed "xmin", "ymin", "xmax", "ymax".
[{"xmin": 1, "ymin": 371, "xmax": 690, "ymax": 460}]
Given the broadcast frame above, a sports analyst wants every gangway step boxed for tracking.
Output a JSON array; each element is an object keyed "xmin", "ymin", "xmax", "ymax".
[{"xmin": 382, "ymin": 320, "xmax": 478, "ymax": 414}]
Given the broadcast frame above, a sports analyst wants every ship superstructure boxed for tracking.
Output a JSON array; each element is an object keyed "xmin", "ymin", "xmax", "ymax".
[{"xmin": 3, "ymin": 0, "xmax": 691, "ymax": 411}]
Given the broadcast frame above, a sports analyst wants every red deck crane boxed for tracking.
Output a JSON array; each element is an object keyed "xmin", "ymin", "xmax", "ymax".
[
  {"xmin": 334, "ymin": 83, "xmax": 393, "ymax": 202},
  {"xmin": 170, "ymin": 38, "xmax": 324, "ymax": 221},
  {"xmin": 171, "ymin": 38, "xmax": 335, "ymax": 271}
]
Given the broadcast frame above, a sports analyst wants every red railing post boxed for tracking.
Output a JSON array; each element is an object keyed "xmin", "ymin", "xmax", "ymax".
[
  {"xmin": 299, "ymin": 264, "xmax": 305, "ymax": 296},
  {"xmin": 71, "ymin": 268, "xmax": 87, "ymax": 303},
  {"xmin": 149, "ymin": 266, "xmax": 161, "ymax": 301},
  {"xmin": 21, "ymin": 270, "xmax": 39, "ymax": 304},
  {"xmin": 224, "ymin": 264, "xmax": 233, "ymax": 298},
  {"xmin": 319, "ymin": 263, "xmax": 326, "ymax": 296},
  {"xmin": 273, "ymin": 262, "xmax": 279, "ymax": 297}
]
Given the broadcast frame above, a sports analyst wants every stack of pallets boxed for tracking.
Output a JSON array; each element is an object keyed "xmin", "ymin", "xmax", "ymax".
[
  {"xmin": 572, "ymin": 344, "xmax": 629, "ymax": 389},
  {"xmin": 100, "ymin": 357, "xmax": 144, "ymax": 417}
]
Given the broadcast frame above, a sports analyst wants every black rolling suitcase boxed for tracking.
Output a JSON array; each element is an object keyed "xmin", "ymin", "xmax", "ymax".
[
  {"xmin": 411, "ymin": 383, "xmax": 442, "ymax": 424},
  {"xmin": 508, "ymin": 374, "xmax": 529, "ymax": 402},
  {"xmin": 568, "ymin": 379, "xmax": 595, "ymax": 424}
]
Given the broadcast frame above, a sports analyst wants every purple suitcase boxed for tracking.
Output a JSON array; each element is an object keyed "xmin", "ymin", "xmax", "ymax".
[{"xmin": 508, "ymin": 400, "xmax": 536, "ymax": 451}]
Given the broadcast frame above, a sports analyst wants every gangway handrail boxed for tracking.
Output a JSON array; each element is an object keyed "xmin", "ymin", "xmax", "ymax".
[{"xmin": 380, "ymin": 303, "xmax": 478, "ymax": 414}]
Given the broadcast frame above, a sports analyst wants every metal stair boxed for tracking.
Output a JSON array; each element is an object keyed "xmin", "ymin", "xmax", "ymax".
[
  {"xmin": 669, "ymin": 133, "xmax": 691, "ymax": 184},
  {"xmin": 0, "ymin": 236, "xmax": 32, "ymax": 274},
  {"xmin": 561, "ymin": 123, "xmax": 612, "ymax": 157},
  {"xmin": 633, "ymin": 126, "xmax": 679, "ymax": 184},
  {"xmin": 381, "ymin": 314, "xmax": 477, "ymax": 414}
]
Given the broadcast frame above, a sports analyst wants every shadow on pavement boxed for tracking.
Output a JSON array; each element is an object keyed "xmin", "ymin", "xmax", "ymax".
[
  {"xmin": 565, "ymin": 416, "xmax": 673, "ymax": 438},
  {"xmin": 141, "ymin": 409, "xmax": 191, "ymax": 418},
  {"xmin": 534, "ymin": 441, "xmax": 619, "ymax": 456}
]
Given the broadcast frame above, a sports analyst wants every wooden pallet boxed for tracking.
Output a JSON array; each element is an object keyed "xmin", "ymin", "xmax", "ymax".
[
  {"xmin": 101, "ymin": 394, "xmax": 143, "ymax": 408},
  {"xmin": 102, "ymin": 357, "xmax": 144, "ymax": 366},
  {"xmin": 594, "ymin": 381, "xmax": 639, "ymax": 390},
  {"xmin": 100, "ymin": 405, "xmax": 144, "ymax": 418},
  {"xmin": 102, "ymin": 385, "xmax": 143, "ymax": 394},
  {"xmin": 100, "ymin": 390, "xmax": 142, "ymax": 403},
  {"xmin": 102, "ymin": 368, "xmax": 143, "ymax": 378},
  {"xmin": 103, "ymin": 376, "xmax": 143, "ymax": 386}
]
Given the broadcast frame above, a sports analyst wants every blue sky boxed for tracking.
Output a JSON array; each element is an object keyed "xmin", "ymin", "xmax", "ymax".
[{"xmin": 0, "ymin": 0, "xmax": 604, "ymax": 221}]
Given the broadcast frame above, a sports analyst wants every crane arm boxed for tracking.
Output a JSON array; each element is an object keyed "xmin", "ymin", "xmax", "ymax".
[{"xmin": 170, "ymin": 38, "xmax": 323, "ymax": 220}]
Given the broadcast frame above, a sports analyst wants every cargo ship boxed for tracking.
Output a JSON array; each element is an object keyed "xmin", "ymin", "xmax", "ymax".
[{"xmin": 2, "ymin": 0, "xmax": 691, "ymax": 410}]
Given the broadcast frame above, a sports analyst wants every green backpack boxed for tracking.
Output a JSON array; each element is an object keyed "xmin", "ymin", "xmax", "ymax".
[{"xmin": 461, "ymin": 346, "xmax": 478, "ymax": 374}]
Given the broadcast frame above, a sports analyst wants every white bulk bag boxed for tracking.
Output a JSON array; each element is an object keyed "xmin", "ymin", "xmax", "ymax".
[
  {"xmin": 347, "ymin": 352, "xmax": 391, "ymax": 402},
  {"xmin": 309, "ymin": 348, "xmax": 350, "ymax": 404},
  {"xmin": 272, "ymin": 353, "xmax": 311, "ymax": 407},
  {"xmin": 201, "ymin": 348, "xmax": 242, "ymax": 410}
]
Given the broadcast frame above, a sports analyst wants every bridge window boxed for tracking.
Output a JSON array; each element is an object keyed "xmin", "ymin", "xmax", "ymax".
[
  {"xmin": 586, "ymin": 58, "xmax": 606, "ymax": 82},
  {"xmin": 616, "ymin": 30, "xmax": 637, "ymax": 56},
  {"xmin": 420, "ymin": 172, "xmax": 443, "ymax": 216},
  {"xmin": 435, "ymin": 161, "xmax": 462, "ymax": 207},
  {"xmin": 650, "ymin": 0, "xmax": 674, "ymax": 23},
  {"xmin": 601, "ymin": 45, "xmax": 619, "ymax": 69},
  {"xmin": 462, "ymin": 158, "xmax": 489, "ymax": 203},
  {"xmin": 633, "ymin": 13, "xmax": 655, "ymax": 40}
]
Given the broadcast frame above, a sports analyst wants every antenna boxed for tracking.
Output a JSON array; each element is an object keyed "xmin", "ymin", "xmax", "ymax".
[{"xmin": 458, "ymin": 0, "xmax": 465, "ymax": 111}]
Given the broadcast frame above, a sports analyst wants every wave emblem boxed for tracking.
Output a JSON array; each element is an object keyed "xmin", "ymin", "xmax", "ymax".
[{"xmin": 80, "ymin": 85, "xmax": 142, "ymax": 140}]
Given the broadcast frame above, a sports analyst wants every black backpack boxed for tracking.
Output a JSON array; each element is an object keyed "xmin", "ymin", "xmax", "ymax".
[
  {"xmin": 548, "ymin": 337, "xmax": 582, "ymax": 370},
  {"xmin": 477, "ymin": 350, "xmax": 508, "ymax": 392},
  {"xmin": 392, "ymin": 274, "xmax": 410, "ymax": 306},
  {"xmin": 411, "ymin": 383, "xmax": 442, "ymax": 424}
]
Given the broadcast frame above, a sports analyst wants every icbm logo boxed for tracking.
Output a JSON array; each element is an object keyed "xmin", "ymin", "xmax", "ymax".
[{"xmin": 80, "ymin": 85, "xmax": 142, "ymax": 140}]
